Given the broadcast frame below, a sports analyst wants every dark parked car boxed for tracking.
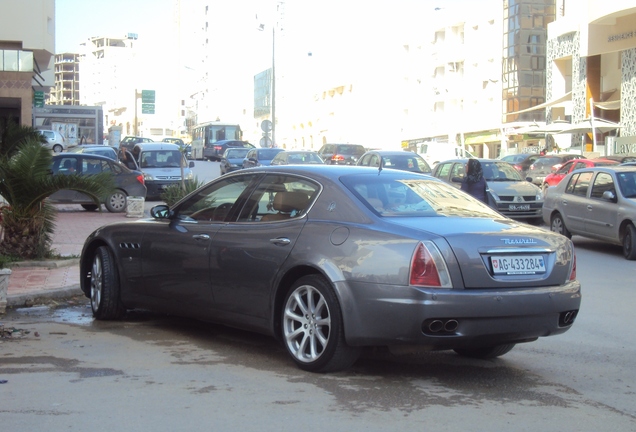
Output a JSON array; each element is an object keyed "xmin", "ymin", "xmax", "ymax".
[
  {"xmin": 49, "ymin": 153, "xmax": 146, "ymax": 212},
  {"xmin": 526, "ymin": 154, "xmax": 586, "ymax": 186},
  {"xmin": 270, "ymin": 150, "xmax": 325, "ymax": 165},
  {"xmin": 203, "ymin": 139, "xmax": 254, "ymax": 161},
  {"xmin": 432, "ymin": 158, "xmax": 544, "ymax": 221},
  {"xmin": 599, "ymin": 155, "xmax": 636, "ymax": 163},
  {"xmin": 220, "ymin": 147, "xmax": 251, "ymax": 174},
  {"xmin": 80, "ymin": 165, "xmax": 580, "ymax": 372},
  {"xmin": 499, "ymin": 153, "xmax": 541, "ymax": 178},
  {"xmin": 317, "ymin": 143, "xmax": 366, "ymax": 165},
  {"xmin": 543, "ymin": 165, "xmax": 636, "ymax": 260},
  {"xmin": 357, "ymin": 150, "xmax": 432, "ymax": 173},
  {"xmin": 69, "ymin": 145, "xmax": 118, "ymax": 160},
  {"xmin": 119, "ymin": 136, "xmax": 154, "ymax": 152},
  {"xmin": 242, "ymin": 147, "xmax": 285, "ymax": 168}
]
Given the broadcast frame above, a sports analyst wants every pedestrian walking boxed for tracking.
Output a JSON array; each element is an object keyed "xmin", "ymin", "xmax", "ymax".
[{"xmin": 461, "ymin": 158, "xmax": 488, "ymax": 204}]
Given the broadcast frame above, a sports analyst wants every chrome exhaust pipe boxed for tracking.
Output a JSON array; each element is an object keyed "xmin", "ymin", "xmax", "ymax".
[
  {"xmin": 444, "ymin": 319, "xmax": 459, "ymax": 332},
  {"xmin": 428, "ymin": 320, "xmax": 444, "ymax": 333}
]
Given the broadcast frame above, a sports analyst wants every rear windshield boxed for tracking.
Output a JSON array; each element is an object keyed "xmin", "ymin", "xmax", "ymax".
[
  {"xmin": 336, "ymin": 145, "xmax": 366, "ymax": 156},
  {"xmin": 342, "ymin": 175, "xmax": 499, "ymax": 218}
]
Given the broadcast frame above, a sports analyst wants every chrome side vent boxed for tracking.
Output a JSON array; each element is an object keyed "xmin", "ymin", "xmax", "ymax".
[{"xmin": 119, "ymin": 242, "xmax": 141, "ymax": 249}]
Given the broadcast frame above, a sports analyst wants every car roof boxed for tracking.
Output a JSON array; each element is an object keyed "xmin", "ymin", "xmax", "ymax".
[
  {"xmin": 133, "ymin": 142, "xmax": 180, "ymax": 150},
  {"xmin": 54, "ymin": 152, "xmax": 115, "ymax": 161},
  {"xmin": 221, "ymin": 164, "xmax": 437, "ymax": 181},
  {"xmin": 365, "ymin": 150, "xmax": 423, "ymax": 157}
]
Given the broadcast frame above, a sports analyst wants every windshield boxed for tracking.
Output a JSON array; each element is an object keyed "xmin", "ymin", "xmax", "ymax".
[
  {"xmin": 224, "ymin": 148, "xmax": 250, "ymax": 159},
  {"xmin": 342, "ymin": 175, "xmax": 500, "ymax": 218},
  {"xmin": 482, "ymin": 161, "xmax": 523, "ymax": 181},
  {"xmin": 141, "ymin": 150, "xmax": 183, "ymax": 168}
]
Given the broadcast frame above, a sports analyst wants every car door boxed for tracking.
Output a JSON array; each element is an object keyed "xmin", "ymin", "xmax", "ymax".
[
  {"xmin": 209, "ymin": 174, "xmax": 319, "ymax": 322},
  {"xmin": 559, "ymin": 171, "xmax": 593, "ymax": 233},
  {"xmin": 584, "ymin": 171, "xmax": 619, "ymax": 240},
  {"xmin": 138, "ymin": 173, "xmax": 257, "ymax": 314},
  {"xmin": 49, "ymin": 156, "xmax": 84, "ymax": 202}
]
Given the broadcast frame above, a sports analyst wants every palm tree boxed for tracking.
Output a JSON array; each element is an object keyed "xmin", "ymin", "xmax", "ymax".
[{"xmin": 0, "ymin": 120, "xmax": 114, "ymax": 259}]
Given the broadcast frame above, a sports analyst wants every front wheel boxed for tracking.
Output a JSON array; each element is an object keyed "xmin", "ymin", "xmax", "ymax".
[
  {"xmin": 623, "ymin": 224, "xmax": 636, "ymax": 260},
  {"xmin": 52, "ymin": 144, "xmax": 63, "ymax": 153},
  {"xmin": 90, "ymin": 246, "xmax": 126, "ymax": 320},
  {"xmin": 105, "ymin": 190, "xmax": 127, "ymax": 213},
  {"xmin": 550, "ymin": 212, "xmax": 572, "ymax": 239},
  {"xmin": 81, "ymin": 204, "xmax": 99, "ymax": 211},
  {"xmin": 453, "ymin": 343, "xmax": 516, "ymax": 359},
  {"xmin": 282, "ymin": 275, "xmax": 360, "ymax": 372}
]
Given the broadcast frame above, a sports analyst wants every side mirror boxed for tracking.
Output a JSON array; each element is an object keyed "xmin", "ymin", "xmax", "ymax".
[
  {"xmin": 526, "ymin": 176, "xmax": 533, "ymax": 182},
  {"xmin": 189, "ymin": 161, "xmax": 195, "ymax": 168},
  {"xmin": 602, "ymin": 190, "xmax": 617, "ymax": 203},
  {"xmin": 451, "ymin": 176, "xmax": 463, "ymax": 183},
  {"xmin": 150, "ymin": 204, "xmax": 171, "ymax": 219}
]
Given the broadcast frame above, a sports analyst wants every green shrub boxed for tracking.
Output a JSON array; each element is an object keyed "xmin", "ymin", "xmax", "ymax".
[{"xmin": 160, "ymin": 177, "xmax": 205, "ymax": 207}]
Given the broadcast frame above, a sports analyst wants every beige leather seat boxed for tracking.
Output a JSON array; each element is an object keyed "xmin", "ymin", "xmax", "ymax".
[{"xmin": 261, "ymin": 191, "xmax": 309, "ymax": 221}]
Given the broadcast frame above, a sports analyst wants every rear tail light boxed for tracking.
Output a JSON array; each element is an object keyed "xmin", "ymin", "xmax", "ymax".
[
  {"xmin": 331, "ymin": 155, "xmax": 345, "ymax": 162},
  {"xmin": 410, "ymin": 241, "xmax": 452, "ymax": 288},
  {"xmin": 513, "ymin": 164, "xmax": 522, "ymax": 171},
  {"xmin": 569, "ymin": 252, "xmax": 576, "ymax": 281},
  {"xmin": 136, "ymin": 174, "xmax": 145, "ymax": 185}
]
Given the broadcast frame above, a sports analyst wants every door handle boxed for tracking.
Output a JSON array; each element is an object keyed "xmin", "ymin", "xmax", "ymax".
[
  {"xmin": 587, "ymin": 205, "xmax": 593, "ymax": 210},
  {"xmin": 270, "ymin": 237, "xmax": 291, "ymax": 245},
  {"xmin": 192, "ymin": 234, "xmax": 210, "ymax": 240}
]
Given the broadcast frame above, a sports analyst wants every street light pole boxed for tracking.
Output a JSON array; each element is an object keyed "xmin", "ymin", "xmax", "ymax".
[{"xmin": 271, "ymin": 24, "xmax": 276, "ymax": 147}]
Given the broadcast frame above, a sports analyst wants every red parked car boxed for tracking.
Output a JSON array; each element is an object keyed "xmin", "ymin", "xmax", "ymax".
[{"xmin": 542, "ymin": 158, "xmax": 619, "ymax": 192}]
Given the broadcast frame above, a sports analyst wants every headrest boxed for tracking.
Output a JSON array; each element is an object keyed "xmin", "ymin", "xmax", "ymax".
[{"xmin": 273, "ymin": 191, "xmax": 309, "ymax": 213}]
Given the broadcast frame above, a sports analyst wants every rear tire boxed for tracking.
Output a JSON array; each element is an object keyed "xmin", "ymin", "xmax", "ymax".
[
  {"xmin": 81, "ymin": 204, "xmax": 99, "ymax": 211},
  {"xmin": 53, "ymin": 144, "xmax": 63, "ymax": 153},
  {"xmin": 105, "ymin": 190, "xmax": 127, "ymax": 213},
  {"xmin": 282, "ymin": 275, "xmax": 360, "ymax": 372},
  {"xmin": 623, "ymin": 224, "xmax": 636, "ymax": 260},
  {"xmin": 550, "ymin": 212, "xmax": 571, "ymax": 239},
  {"xmin": 453, "ymin": 343, "xmax": 516, "ymax": 359},
  {"xmin": 90, "ymin": 246, "xmax": 126, "ymax": 320}
]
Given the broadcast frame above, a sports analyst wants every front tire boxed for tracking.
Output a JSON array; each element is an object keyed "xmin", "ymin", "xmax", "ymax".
[
  {"xmin": 623, "ymin": 224, "xmax": 636, "ymax": 260},
  {"xmin": 81, "ymin": 204, "xmax": 99, "ymax": 211},
  {"xmin": 105, "ymin": 190, "xmax": 127, "ymax": 213},
  {"xmin": 453, "ymin": 343, "xmax": 516, "ymax": 359},
  {"xmin": 282, "ymin": 275, "xmax": 360, "ymax": 372},
  {"xmin": 91, "ymin": 246, "xmax": 126, "ymax": 320},
  {"xmin": 53, "ymin": 144, "xmax": 63, "ymax": 153},
  {"xmin": 550, "ymin": 212, "xmax": 572, "ymax": 239}
]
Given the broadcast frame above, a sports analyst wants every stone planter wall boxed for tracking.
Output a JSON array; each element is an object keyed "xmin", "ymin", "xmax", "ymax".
[{"xmin": 0, "ymin": 268, "xmax": 11, "ymax": 314}]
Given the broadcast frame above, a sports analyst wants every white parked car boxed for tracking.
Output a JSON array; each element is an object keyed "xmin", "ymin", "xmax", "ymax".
[
  {"xmin": 38, "ymin": 129, "xmax": 66, "ymax": 153},
  {"xmin": 543, "ymin": 165, "xmax": 636, "ymax": 260}
]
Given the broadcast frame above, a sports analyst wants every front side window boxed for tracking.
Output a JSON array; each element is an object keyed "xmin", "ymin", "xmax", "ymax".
[{"xmin": 590, "ymin": 173, "xmax": 615, "ymax": 199}]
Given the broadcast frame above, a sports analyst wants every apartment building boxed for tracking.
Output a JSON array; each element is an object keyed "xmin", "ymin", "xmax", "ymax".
[
  {"xmin": 544, "ymin": 0, "xmax": 636, "ymax": 154},
  {"xmin": 50, "ymin": 52, "xmax": 80, "ymax": 105},
  {"xmin": 0, "ymin": 0, "xmax": 55, "ymax": 126}
]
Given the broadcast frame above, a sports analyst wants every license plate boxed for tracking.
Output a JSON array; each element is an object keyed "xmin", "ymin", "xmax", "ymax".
[
  {"xmin": 491, "ymin": 255, "xmax": 545, "ymax": 275},
  {"xmin": 508, "ymin": 204, "xmax": 530, "ymax": 211}
]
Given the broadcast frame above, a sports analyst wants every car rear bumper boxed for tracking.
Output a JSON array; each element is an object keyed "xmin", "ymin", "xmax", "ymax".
[{"xmin": 338, "ymin": 280, "xmax": 581, "ymax": 348}]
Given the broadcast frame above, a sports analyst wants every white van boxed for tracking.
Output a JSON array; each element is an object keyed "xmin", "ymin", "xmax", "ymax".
[
  {"xmin": 130, "ymin": 142, "xmax": 195, "ymax": 199},
  {"xmin": 417, "ymin": 142, "xmax": 475, "ymax": 167}
]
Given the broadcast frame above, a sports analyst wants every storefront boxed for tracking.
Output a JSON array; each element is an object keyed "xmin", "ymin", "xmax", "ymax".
[{"xmin": 33, "ymin": 105, "xmax": 104, "ymax": 146}]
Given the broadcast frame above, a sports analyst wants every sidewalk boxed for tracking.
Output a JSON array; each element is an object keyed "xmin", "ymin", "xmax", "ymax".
[{"xmin": 5, "ymin": 203, "xmax": 151, "ymax": 308}]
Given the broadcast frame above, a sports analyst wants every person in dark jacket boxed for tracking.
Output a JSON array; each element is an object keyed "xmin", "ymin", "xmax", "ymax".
[{"xmin": 461, "ymin": 159, "xmax": 488, "ymax": 204}]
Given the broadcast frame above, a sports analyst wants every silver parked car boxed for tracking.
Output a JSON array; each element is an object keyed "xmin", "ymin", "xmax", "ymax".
[
  {"xmin": 80, "ymin": 165, "xmax": 580, "ymax": 372},
  {"xmin": 543, "ymin": 165, "xmax": 636, "ymax": 260},
  {"xmin": 432, "ymin": 158, "xmax": 544, "ymax": 222}
]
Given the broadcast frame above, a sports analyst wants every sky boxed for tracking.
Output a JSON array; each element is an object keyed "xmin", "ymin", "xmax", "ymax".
[
  {"xmin": 55, "ymin": 0, "xmax": 175, "ymax": 53},
  {"xmin": 55, "ymin": 0, "xmax": 472, "ymax": 54}
]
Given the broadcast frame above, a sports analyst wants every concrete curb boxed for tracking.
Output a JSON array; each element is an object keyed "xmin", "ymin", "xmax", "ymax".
[
  {"xmin": 9, "ymin": 258, "xmax": 80, "ymax": 269},
  {"xmin": 7, "ymin": 284, "xmax": 84, "ymax": 308}
]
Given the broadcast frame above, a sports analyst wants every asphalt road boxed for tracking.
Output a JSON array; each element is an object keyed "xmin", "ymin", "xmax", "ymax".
[{"xmin": 1, "ymin": 235, "xmax": 634, "ymax": 431}]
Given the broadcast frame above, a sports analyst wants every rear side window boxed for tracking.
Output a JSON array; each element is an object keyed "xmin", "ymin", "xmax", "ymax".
[{"xmin": 566, "ymin": 172, "xmax": 592, "ymax": 196}]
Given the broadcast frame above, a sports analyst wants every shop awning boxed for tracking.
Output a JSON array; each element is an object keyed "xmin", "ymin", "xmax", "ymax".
[{"xmin": 507, "ymin": 92, "xmax": 572, "ymax": 115}]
